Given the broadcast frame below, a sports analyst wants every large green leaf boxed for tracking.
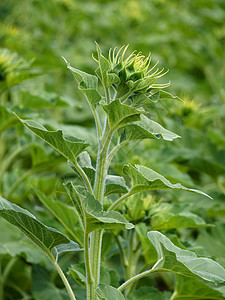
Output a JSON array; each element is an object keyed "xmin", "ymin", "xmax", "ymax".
[
  {"xmin": 148, "ymin": 231, "xmax": 225, "ymax": 284},
  {"xmin": 171, "ymin": 275, "xmax": 225, "ymax": 300},
  {"xmin": 102, "ymin": 99, "xmax": 142, "ymax": 130},
  {"xmin": 35, "ymin": 189, "xmax": 84, "ymax": 246},
  {"xmin": 123, "ymin": 164, "xmax": 211, "ymax": 198},
  {"xmin": 64, "ymin": 182, "xmax": 133, "ymax": 233},
  {"xmin": 96, "ymin": 283, "xmax": 125, "ymax": 300},
  {"xmin": 123, "ymin": 114, "xmax": 180, "ymax": 142},
  {"xmin": 18, "ymin": 117, "xmax": 89, "ymax": 165},
  {"xmin": 0, "ymin": 196, "xmax": 80, "ymax": 260}
]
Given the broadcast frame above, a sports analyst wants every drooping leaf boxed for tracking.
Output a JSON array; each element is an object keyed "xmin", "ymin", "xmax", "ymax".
[
  {"xmin": 102, "ymin": 99, "xmax": 142, "ymax": 130},
  {"xmin": 148, "ymin": 231, "xmax": 225, "ymax": 284},
  {"xmin": 65, "ymin": 183, "xmax": 133, "ymax": 233},
  {"xmin": 0, "ymin": 196, "xmax": 80, "ymax": 260},
  {"xmin": 96, "ymin": 283, "xmax": 125, "ymax": 300},
  {"xmin": 123, "ymin": 114, "xmax": 180, "ymax": 142},
  {"xmin": 123, "ymin": 164, "xmax": 211, "ymax": 198},
  {"xmin": 68, "ymin": 263, "xmax": 86, "ymax": 287},
  {"xmin": 17, "ymin": 117, "xmax": 89, "ymax": 165},
  {"xmin": 171, "ymin": 275, "xmax": 225, "ymax": 300},
  {"xmin": 83, "ymin": 192, "xmax": 134, "ymax": 233},
  {"xmin": 32, "ymin": 265, "xmax": 70, "ymax": 300},
  {"xmin": 104, "ymin": 175, "xmax": 129, "ymax": 196},
  {"xmin": 35, "ymin": 189, "xmax": 84, "ymax": 245}
]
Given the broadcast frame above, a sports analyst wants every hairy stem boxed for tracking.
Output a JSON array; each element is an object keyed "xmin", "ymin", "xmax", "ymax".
[
  {"xmin": 74, "ymin": 160, "xmax": 93, "ymax": 194},
  {"xmin": 84, "ymin": 229, "xmax": 94, "ymax": 300},
  {"xmin": 108, "ymin": 191, "xmax": 131, "ymax": 211},
  {"xmin": 54, "ymin": 261, "xmax": 77, "ymax": 300}
]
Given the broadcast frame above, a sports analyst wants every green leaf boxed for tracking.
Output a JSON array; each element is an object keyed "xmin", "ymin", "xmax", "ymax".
[
  {"xmin": 149, "ymin": 90, "xmax": 182, "ymax": 102},
  {"xmin": 17, "ymin": 117, "xmax": 89, "ymax": 165},
  {"xmin": 148, "ymin": 231, "xmax": 225, "ymax": 284},
  {"xmin": 83, "ymin": 192, "xmax": 134, "ymax": 233},
  {"xmin": 68, "ymin": 263, "xmax": 86, "ymax": 287},
  {"xmin": 64, "ymin": 182, "xmax": 85, "ymax": 230},
  {"xmin": 171, "ymin": 275, "xmax": 225, "ymax": 300},
  {"xmin": 123, "ymin": 114, "xmax": 180, "ymax": 142},
  {"xmin": 104, "ymin": 175, "xmax": 129, "ymax": 196},
  {"xmin": 95, "ymin": 43, "xmax": 120, "ymax": 88},
  {"xmin": 0, "ymin": 219, "xmax": 47, "ymax": 264},
  {"xmin": 96, "ymin": 283, "xmax": 125, "ymax": 300},
  {"xmin": 0, "ymin": 196, "xmax": 80, "ymax": 260},
  {"xmin": 32, "ymin": 265, "xmax": 69, "ymax": 300},
  {"xmin": 35, "ymin": 189, "xmax": 84, "ymax": 245},
  {"xmin": 150, "ymin": 203, "xmax": 210, "ymax": 230},
  {"xmin": 65, "ymin": 182, "xmax": 133, "ymax": 233},
  {"xmin": 123, "ymin": 164, "xmax": 211, "ymax": 198},
  {"xmin": 102, "ymin": 99, "xmax": 142, "ymax": 130},
  {"xmin": 78, "ymin": 151, "xmax": 96, "ymax": 187}
]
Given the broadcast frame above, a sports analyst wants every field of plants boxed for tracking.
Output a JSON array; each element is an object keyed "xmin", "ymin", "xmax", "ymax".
[{"xmin": 0, "ymin": 0, "xmax": 225, "ymax": 299}]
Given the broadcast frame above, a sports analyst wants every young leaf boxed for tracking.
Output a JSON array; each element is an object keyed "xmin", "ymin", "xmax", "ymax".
[
  {"xmin": 0, "ymin": 196, "xmax": 80, "ymax": 260},
  {"xmin": 17, "ymin": 117, "xmax": 89, "ymax": 166},
  {"xmin": 96, "ymin": 283, "xmax": 125, "ymax": 300},
  {"xmin": 148, "ymin": 231, "xmax": 225, "ymax": 284},
  {"xmin": 102, "ymin": 99, "xmax": 142, "ymax": 130},
  {"xmin": 104, "ymin": 175, "xmax": 129, "ymax": 196},
  {"xmin": 123, "ymin": 164, "xmax": 211, "ymax": 198},
  {"xmin": 123, "ymin": 114, "xmax": 180, "ymax": 142}
]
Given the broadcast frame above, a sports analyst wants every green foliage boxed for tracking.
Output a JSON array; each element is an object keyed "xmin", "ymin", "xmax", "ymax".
[{"xmin": 0, "ymin": 1, "xmax": 224, "ymax": 299}]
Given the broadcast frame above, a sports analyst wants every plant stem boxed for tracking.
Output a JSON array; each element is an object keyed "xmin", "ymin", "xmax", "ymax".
[
  {"xmin": 84, "ymin": 229, "xmax": 94, "ymax": 300},
  {"xmin": 88, "ymin": 121, "xmax": 113, "ymax": 299},
  {"xmin": 118, "ymin": 259, "xmax": 164, "ymax": 292},
  {"xmin": 108, "ymin": 191, "xmax": 131, "ymax": 211},
  {"xmin": 74, "ymin": 160, "xmax": 93, "ymax": 194},
  {"xmin": 54, "ymin": 261, "xmax": 77, "ymax": 300}
]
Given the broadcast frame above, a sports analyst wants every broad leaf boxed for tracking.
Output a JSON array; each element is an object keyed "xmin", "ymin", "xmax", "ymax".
[
  {"xmin": 171, "ymin": 275, "xmax": 225, "ymax": 300},
  {"xmin": 18, "ymin": 117, "xmax": 89, "ymax": 165},
  {"xmin": 123, "ymin": 164, "xmax": 211, "ymax": 198},
  {"xmin": 0, "ymin": 196, "xmax": 80, "ymax": 260},
  {"xmin": 102, "ymin": 99, "xmax": 142, "ymax": 130},
  {"xmin": 123, "ymin": 114, "xmax": 180, "ymax": 142},
  {"xmin": 96, "ymin": 283, "xmax": 125, "ymax": 300},
  {"xmin": 148, "ymin": 231, "xmax": 225, "ymax": 284},
  {"xmin": 104, "ymin": 175, "xmax": 129, "ymax": 196},
  {"xmin": 35, "ymin": 189, "xmax": 84, "ymax": 245}
]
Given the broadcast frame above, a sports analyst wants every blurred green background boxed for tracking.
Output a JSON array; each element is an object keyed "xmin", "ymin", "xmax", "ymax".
[{"xmin": 0, "ymin": 0, "xmax": 225, "ymax": 299}]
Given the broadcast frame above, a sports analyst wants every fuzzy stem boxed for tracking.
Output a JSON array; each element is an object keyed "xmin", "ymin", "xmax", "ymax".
[
  {"xmin": 54, "ymin": 261, "xmax": 77, "ymax": 300},
  {"xmin": 108, "ymin": 191, "xmax": 131, "ymax": 211},
  {"xmin": 84, "ymin": 229, "xmax": 94, "ymax": 300},
  {"xmin": 74, "ymin": 160, "xmax": 93, "ymax": 194}
]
